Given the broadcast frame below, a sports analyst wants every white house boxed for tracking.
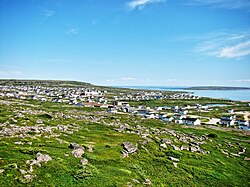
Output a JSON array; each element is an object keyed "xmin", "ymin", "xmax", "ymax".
[
  {"xmin": 221, "ymin": 116, "xmax": 236, "ymax": 121},
  {"xmin": 178, "ymin": 109, "xmax": 188, "ymax": 115},
  {"xmin": 182, "ymin": 118, "xmax": 201, "ymax": 125},
  {"xmin": 236, "ymin": 120, "xmax": 249, "ymax": 126},
  {"xmin": 162, "ymin": 116, "xmax": 174, "ymax": 122},
  {"xmin": 221, "ymin": 119, "xmax": 235, "ymax": 127}
]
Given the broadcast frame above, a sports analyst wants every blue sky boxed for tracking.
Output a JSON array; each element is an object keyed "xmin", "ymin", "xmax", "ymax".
[{"xmin": 0, "ymin": 0, "xmax": 250, "ymax": 86}]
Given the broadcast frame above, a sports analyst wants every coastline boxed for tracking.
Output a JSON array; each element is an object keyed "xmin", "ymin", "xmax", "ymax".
[{"xmin": 117, "ymin": 86, "xmax": 250, "ymax": 101}]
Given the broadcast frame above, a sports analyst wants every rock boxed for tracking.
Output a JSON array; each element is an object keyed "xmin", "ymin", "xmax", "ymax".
[
  {"xmin": 122, "ymin": 151, "xmax": 129, "ymax": 158},
  {"xmin": 85, "ymin": 145, "xmax": 93, "ymax": 152},
  {"xmin": 23, "ymin": 174, "xmax": 34, "ymax": 180},
  {"xmin": 132, "ymin": 179, "xmax": 140, "ymax": 184},
  {"xmin": 36, "ymin": 153, "xmax": 52, "ymax": 163},
  {"xmin": 161, "ymin": 138, "xmax": 172, "ymax": 144},
  {"xmin": 80, "ymin": 158, "xmax": 88, "ymax": 166},
  {"xmin": 169, "ymin": 156, "xmax": 180, "ymax": 162},
  {"xmin": 29, "ymin": 153, "xmax": 52, "ymax": 167},
  {"xmin": 154, "ymin": 136, "xmax": 161, "ymax": 141},
  {"xmin": 173, "ymin": 162, "xmax": 178, "ymax": 168},
  {"xmin": 172, "ymin": 145, "xmax": 180, "ymax": 151},
  {"xmin": 36, "ymin": 119, "xmax": 43, "ymax": 124},
  {"xmin": 244, "ymin": 157, "xmax": 250, "ymax": 161},
  {"xmin": 160, "ymin": 143, "xmax": 167, "ymax": 148},
  {"xmin": 190, "ymin": 146, "xmax": 199, "ymax": 152},
  {"xmin": 28, "ymin": 165, "xmax": 33, "ymax": 173},
  {"xmin": 14, "ymin": 141, "xmax": 23, "ymax": 145},
  {"xmin": 0, "ymin": 169, "xmax": 5, "ymax": 174},
  {"xmin": 20, "ymin": 169, "xmax": 27, "ymax": 175},
  {"xmin": 56, "ymin": 138, "xmax": 63, "ymax": 144},
  {"xmin": 72, "ymin": 148, "xmax": 85, "ymax": 158},
  {"xmin": 231, "ymin": 153, "xmax": 240, "ymax": 157},
  {"xmin": 238, "ymin": 148, "xmax": 246, "ymax": 155},
  {"xmin": 143, "ymin": 178, "xmax": 151, "ymax": 185},
  {"xmin": 180, "ymin": 145, "xmax": 189, "ymax": 151},
  {"xmin": 122, "ymin": 142, "xmax": 137, "ymax": 154},
  {"xmin": 142, "ymin": 138, "xmax": 151, "ymax": 145},
  {"xmin": 221, "ymin": 150, "xmax": 229, "ymax": 155},
  {"xmin": 69, "ymin": 143, "xmax": 84, "ymax": 150}
]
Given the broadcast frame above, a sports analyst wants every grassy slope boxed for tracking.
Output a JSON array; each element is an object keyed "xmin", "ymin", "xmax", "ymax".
[{"xmin": 0, "ymin": 98, "xmax": 249, "ymax": 186}]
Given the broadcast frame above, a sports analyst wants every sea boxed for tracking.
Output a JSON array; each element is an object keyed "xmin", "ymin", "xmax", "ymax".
[{"xmin": 116, "ymin": 86, "xmax": 250, "ymax": 101}]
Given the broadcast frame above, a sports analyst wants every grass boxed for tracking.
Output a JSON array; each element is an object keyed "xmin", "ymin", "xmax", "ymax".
[{"xmin": 0, "ymin": 96, "xmax": 250, "ymax": 186}]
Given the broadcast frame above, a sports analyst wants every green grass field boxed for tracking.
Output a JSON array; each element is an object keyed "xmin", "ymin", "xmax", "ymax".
[{"xmin": 0, "ymin": 97, "xmax": 249, "ymax": 186}]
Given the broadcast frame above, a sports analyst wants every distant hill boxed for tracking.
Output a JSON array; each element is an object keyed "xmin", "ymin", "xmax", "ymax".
[
  {"xmin": 0, "ymin": 79, "xmax": 93, "ymax": 87},
  {"xmin": 185, "ymin": 86, "xmax": 250, "ymax": 90}
]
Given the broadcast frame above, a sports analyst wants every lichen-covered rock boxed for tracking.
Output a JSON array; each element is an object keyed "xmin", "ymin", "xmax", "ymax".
[
  {"xmin": 69, "ymin": 143, "xmax": 85, "ymax": 158},
  {"xmin": 36, "ymin": 153, "xmax": 52, "ymax": 163},
  {"xmin": 72, "ymin": 148, "xmax": 85, "ymax": 158},
  {"xmin": 122, "ymin": 142, "xmax": 137, "ymax": 154}
]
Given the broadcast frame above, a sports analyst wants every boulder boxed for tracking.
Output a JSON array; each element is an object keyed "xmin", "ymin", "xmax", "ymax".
[
  {"xmin": 72, "ymin": 148, "xmax": 85, "ymax": 158},
  {"xmin": 36, "ymin": 153, "xmax": 52, "ymax": 163},
  {"xmin": 122, "ymin": 142, "xmax": 137, "ymax": 154}
]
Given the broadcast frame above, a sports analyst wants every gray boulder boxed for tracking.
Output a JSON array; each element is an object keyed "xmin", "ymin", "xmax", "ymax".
[{"xmin": 122, "ymin": 142, "xmax": 137, "ymax": 154}]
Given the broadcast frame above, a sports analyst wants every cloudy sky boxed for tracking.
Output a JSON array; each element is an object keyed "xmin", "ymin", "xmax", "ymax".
[{"xmin": 0, "ymin": 0, "xmax": 250, "ymax": 86}]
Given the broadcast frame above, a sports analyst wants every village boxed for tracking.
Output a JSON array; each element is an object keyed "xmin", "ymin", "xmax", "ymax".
[{"xmin": 0, "ymin": 84, "xmax": 249, "ymax": 131}]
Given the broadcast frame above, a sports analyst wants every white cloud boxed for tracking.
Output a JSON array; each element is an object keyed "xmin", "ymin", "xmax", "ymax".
[
  {"xmin": 195, "ymin": 32, "xmax": 250, "ymax": 59},
  {"xmin": 41, "ymin": 8, "xmax": 56, "ymax": 20},
  {"xmin": 106, "ymin": 77, "xmax": 137, "ymax": 82},
  {"xmin": 127, "ymin": 0, "xmax": 166, "ymax": 10},
  {"xmin": 121, "ymin": 77, "xmax": 136, "ymax": 81},
  {"xmin": 218, "ymin": 41, "xmax": 250, "ymax": 58},
  {"xmin": 65, "ymin": 28, "xmax": 78, "ymax": 35},
  {"xmin": 183, "ymin": 0, "xmax": 250, "ymax": 10}
]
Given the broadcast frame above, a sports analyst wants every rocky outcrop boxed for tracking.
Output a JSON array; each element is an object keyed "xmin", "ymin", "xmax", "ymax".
[{"xmin": 69, "ymin": 143, "xmax": 85, "ymax": 158}]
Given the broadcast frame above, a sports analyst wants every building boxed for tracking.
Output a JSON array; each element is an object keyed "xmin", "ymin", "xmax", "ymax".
[{"xmin": 182, "ymin": 118, "xmax": 201, "ymax": 125}]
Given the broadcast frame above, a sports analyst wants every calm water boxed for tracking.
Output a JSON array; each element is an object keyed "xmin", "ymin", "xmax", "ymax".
[{"xmin": 117, "ymin": 86, "xmax": 250, "ymax": 101}]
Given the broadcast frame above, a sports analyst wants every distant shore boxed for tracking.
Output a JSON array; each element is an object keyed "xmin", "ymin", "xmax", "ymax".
[{"xmin": 185, "ymin": 86, "xmax": 250, "ymax": 90}]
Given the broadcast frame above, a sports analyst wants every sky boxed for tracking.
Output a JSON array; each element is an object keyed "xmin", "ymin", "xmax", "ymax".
[{"xmin": 0, "ymin": 0, "xmax": 250, "ymax": 87}]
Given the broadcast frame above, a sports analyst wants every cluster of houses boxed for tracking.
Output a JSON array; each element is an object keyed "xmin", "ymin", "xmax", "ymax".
[
  {"xmin": 110, "ymin": 101, "xmax": 202, "ymax": 125},
  {"xmin": 0, "ymin": 85, "xmax": 108, "ymax": 105},
  {"xmin": 113, "ymin": 91, "xmax": 200, "ymax": 101},
  {"xmin": 0, "ymin": 85, "xmax": 249, "ymax": 130},
  {"xmin": 219, "ymin": 115, "xmax": 249, "ymax": 129}
]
